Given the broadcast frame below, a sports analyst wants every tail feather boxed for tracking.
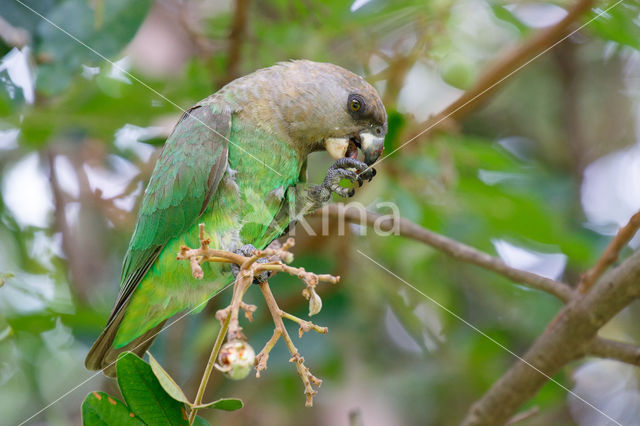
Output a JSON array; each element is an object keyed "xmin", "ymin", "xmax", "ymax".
[{"xmin": 85, "ymin": 307, "xmax": 166, "ymax": 377}]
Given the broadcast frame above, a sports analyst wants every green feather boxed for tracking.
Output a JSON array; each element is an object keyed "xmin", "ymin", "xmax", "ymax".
[{"xmin": 113, "ymin": 116, "xmax": 300, "ymax": 346}]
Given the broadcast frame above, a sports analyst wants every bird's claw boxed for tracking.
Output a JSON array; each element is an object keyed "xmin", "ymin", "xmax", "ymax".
[
  {"xmin": 231, "ymin": 244, "xmax": 271, "ymax": 284},
  {"xmin": 321, "ymin": 158, "xmax": 377, "ymax": 199}
]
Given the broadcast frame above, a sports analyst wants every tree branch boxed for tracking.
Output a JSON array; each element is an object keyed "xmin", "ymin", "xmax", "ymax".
[
  {"xmin": 46, "ymin": 150, "xmax": 89, "ymax": 302},
  {"xmin": 220, "ymin": 0, "xmax": 250, "ymax": 87},
  {"xmin": 404, "ymin": 0, "xmax": 594, "ymax": 144},
  {"xmin": 578, "ymin": 210, "xmax": 640, "ymax": 293},
  {"xmin": 319, "ymin": 204, "xmax": 574, "ymax": 302},
  {"xmin": 461, "ymin": 248, "xmax": 640, "ymax": 425},
  {"xmin": 585, "ymin": 337, "xmax": 640, "ymax": 366},
  {"xmin": 437, "ymin": 0, "xmax": 593, "ymax": 122},
  {"xmin": 318, "ymin": 204, "xmax": 640, "ymax": 423}
]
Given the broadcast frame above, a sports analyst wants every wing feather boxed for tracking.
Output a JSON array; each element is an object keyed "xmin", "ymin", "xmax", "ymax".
[{"xmin": 86, "ymin": 102, "xmax": 232, "ymax": 371}]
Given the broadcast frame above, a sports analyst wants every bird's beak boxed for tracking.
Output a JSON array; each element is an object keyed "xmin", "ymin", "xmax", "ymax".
[
  {"xmin": 358, "ymin": 130, "xmax": 385, "ymax": 165},
  {"xmin": 324, "ymin": 131, "xmax": 385, "ymax": 166}
]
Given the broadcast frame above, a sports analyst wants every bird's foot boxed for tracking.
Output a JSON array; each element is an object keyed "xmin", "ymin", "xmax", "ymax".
[
  {"xmin": 309, "ymin": 158, "xmax": 377, "ymax": 203},
  {"xmin": 231, "ymin": 244, "xmax": 272, "ymax": 284}
]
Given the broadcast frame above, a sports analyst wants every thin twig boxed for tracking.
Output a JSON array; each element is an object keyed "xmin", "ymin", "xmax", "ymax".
[
  {"xmin": 407, "ymin": 0, "xmax": 596, "ymax": 144},
  {"xmin": 319, "ymin": 204, "xmax": 574, "ymax": 302},
  {"xmin": 188, "ymin": 310, "xmax": 232, "ymax": 425},
  {"xmin": 586, "ymin": 337, "xmax": 640, "ymax": 366},
  {"xmin": 226, "ymin": 273, "xmax": 254, "ymax": 341},
  {"xmin": 46, "ymin": 150, "xmax": 90, "ymax": 302},
  {"xmin": 461, "ymin": 248, "xmax": 640, "ymax": 425},
  {"xmin": 506, "ymin": 406, "xmax": 539, "ymax": 425},
  {"xmin": 178, "ymin": 226, "xmax": 337, "ymax": 409},
  {"xmin": 258, "ymin": 281, "xmax": 323, "ymax": 407},
  {"xmin": 220, "ymin": 0, "xmax": 250, "ymax": 86},
  {"xmin": 254, "ymin": 329, "xmax": 280, "ymax": 377},
  {"xmin": 579, "ymin": 211, "xmax": 640, "ymax": 293},
  {"xmin": 281, "ymin": 311, "xmax": 328, "ymax": 336}
]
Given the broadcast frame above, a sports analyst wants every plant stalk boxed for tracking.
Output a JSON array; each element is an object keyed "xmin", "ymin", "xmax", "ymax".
[{"xmin": 188, "ymin": 311, "xmax": 231, "ymax": 425}]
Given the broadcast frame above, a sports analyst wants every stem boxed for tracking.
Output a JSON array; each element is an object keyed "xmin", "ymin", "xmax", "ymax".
[
  {"xmin": 227, "ymin": 274, "xmax": 253, "ymax": 340},
  {"xmin": 281, "ymin": 311, "xmax": 328, "ymax": 335},
  {"xmin": 258, "ymin": 281, "xmax": 320, "ymax": 406},
  {"xmin": 255, "ymin": 329, "xmax": 281, "ymax": 377},
  {"xmin": 256, "ymin": 263, "xmax": 339, "ymax": 285},
  {"xmin": 189, "ymin": 270, "xmax": 254, "ymax": 424},
  {"xmin": 579, "ymin": 210, "xmax": 640, "ymax": 292},
  {"xmin": 188, "ymin": 311, "xmax": 231, "ymax": 425}
]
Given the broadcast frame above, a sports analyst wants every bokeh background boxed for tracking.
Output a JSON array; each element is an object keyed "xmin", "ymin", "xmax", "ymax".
[{"xmin": 1, "ymin": 0, "xmax": 640, "ymax": 424}]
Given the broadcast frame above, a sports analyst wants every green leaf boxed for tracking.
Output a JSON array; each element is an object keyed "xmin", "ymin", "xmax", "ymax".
[
  {"xmin": 35, "ymin": 0, "xmax": 152, "ymax": 95},
  {"xmin": 81, "ymin": 391, "xmax": 144, "ymax": 426},
  {"xmin": 491, "ymin": 5, "xmax": 531, "ymax": 35},
  {"xmin": 0, "ymin": 0, "xmax": 57, "ymax": 36},
  {"xmin": 116, "ymin": 352, "xmax": 188, "ymax": 425},
  {"xmin": 440, "ymin": 53, "xmax": 476, "ymax": 90},
  {"xmin": 147, "ymin": 351, "xmax": 191, "ymax": 405},
  {"xmin": 192, "ymin": 416, "xmax": 211, "ymax": 426},
  {"xmin": 194, "ymin": 398, "xmax": 244, "ymax": 411},
  {"xmin": 588, "ymin": 3, "xmax": 640, "ymax": 50}
]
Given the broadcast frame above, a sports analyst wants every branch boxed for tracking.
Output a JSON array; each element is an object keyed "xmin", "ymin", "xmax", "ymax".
[
  {"xmin": 318, "ymin": 205, "xmax": 640, "ymax": 423},
  {"xmin": 404, "ymin": 0, "xmax": 594, "ymax": 143},
  {"xmin": 506, "ymin": 406, "xmax": 539, "ymax": 425},
  {"xmin": 46, "ymin": 150, "xmax": 90, "ymax": 302},
  {"xmin": 461, "ymin": 247, "xmax": 640, "ymax": 425},
  {"xmin": 586, "ymin": 337, "xmax": 640, "ymax": 366},
  {"xmin": 578, "ymin": 210, "xmax": 640, "ymax": 293},
  {"xmin": 177, "ymin": 225, "xmax": 339, "ymax": 420},
  {"xmin": 439, "ymin": 0, "xmax": 593, "ymax": 121},
  {"xmin": 256, "ymin": 281, "xmax": 324, "ymax": 406},
  {"xmin": 187, "ymin": 305, "xmax": 232, "ymax": 425},
  {"xmin": 319, "ymin": 204, "xmax": 574, "ymax": 302},
  {"xmin": 220, "ymin": 0, "xmax": 250, "ymax": 87},
  {"xmin": 178, "ymin": 3, "xmax": 224, "ymax": 58}
]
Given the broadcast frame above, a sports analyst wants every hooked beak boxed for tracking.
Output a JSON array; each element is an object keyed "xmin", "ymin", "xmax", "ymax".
[
  {"xmin": 358, "ymin": 130, "xmax": 385, "ymax": 165},
  {"xmin": 324, "ymin": 130, "xmax": 385, "ymax": 165}
]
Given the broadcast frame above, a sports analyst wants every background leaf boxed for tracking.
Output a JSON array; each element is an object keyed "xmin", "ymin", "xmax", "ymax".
[
  {"xmin": 35, "ymin": 0, "xmax": 152, "ymax": 94},
  {"xmin": 588, "ymin": 2, "xmax": 640, "ymax": 50},
  {"xmin": 3, "ymin": 0, "xmax": 640, "ymax": 424}
]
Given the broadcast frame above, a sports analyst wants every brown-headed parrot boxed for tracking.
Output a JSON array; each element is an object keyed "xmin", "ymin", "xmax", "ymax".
[{"xmin": 85, "ymin": 60, "xmax": 387, "ymax": 374}]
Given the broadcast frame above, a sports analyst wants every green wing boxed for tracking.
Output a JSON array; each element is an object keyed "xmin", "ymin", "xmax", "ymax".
[
  {"xmin": 117, "ymin": 102, "xmax": 230, "ymax": 321},
  {"xmin": 85, "ymin": 102, "xmax": 230, "ymax": 372}
]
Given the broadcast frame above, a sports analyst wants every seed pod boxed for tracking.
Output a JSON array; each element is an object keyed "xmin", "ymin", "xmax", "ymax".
[
  {"xmin": 217, "ymin": 339, "xmax": 256, "ymax": 380},
  {"xmin": 308, "ymin": 287, "xmax": 322, "ymax": 316}
]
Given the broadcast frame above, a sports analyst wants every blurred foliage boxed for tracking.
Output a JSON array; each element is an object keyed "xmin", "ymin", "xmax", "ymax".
[{"xmin": 1, "ymin": 0, "xmax": 640, "ymax": 425}]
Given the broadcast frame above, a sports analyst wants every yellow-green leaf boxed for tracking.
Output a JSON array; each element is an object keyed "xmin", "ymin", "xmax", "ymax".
[{"xmin": 147, "ymin": 352, "xmax": 191, "ymax": 405}]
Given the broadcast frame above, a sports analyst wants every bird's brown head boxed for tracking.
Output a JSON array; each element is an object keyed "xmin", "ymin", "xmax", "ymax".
[{"xmin": 233, "ymin": 60, "xmax": 387, "ymax": 165}]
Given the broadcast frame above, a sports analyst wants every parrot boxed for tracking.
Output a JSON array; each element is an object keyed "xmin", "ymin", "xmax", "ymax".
[{"xmin": 85, "ymin": 60, "xmax": 387, "ymax": 375}]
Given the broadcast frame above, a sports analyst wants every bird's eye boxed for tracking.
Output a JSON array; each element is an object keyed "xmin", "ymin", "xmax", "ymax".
[{"xmin": 347, "ymin": 94, "xmax": 365, "ymax": 114}]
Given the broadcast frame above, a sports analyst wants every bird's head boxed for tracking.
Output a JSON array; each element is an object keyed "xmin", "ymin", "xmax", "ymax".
[
  {"xmin": 320, "ymin": 79, "xmax": 387, "ymax": 166},
  {"xmin": 263, "ymin": 60, "xmax": 387, "ymax": 166}
]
